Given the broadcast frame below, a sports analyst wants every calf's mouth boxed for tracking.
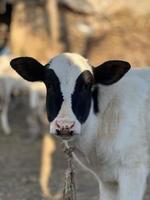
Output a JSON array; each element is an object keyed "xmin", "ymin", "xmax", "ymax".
[{"xmin": 56, "ymin": 127, "xmax": 74, "ymax": 140}]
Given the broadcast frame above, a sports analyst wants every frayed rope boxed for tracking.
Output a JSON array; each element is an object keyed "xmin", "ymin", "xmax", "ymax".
[{"xmin": 62, "ymin": 143, "xmax": 77, "ymax": 200}]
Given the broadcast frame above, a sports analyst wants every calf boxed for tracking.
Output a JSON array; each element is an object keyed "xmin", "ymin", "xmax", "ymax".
[{"xmin": 10, "ymin": 53, "xmax": 150, "ymax": 200}]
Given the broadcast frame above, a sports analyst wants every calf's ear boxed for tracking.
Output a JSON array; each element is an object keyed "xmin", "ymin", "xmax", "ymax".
[
  {"xmin": 10, "ymin": 57, "xmax": 46, "ymax": 82},
  {"xmin": 93, "ymin": 60, "xmax": 131, "ymax": 85}
]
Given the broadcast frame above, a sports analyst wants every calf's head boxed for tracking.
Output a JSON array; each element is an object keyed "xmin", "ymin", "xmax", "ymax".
[{"xmin": 10, "ymin": 53, "xmax": 130, "ymax": 140}]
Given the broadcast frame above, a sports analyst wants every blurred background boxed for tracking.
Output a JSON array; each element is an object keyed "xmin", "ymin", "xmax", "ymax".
[{"xmin": 0, "ymin": 0, "xmax": 150, "ymax": 200}]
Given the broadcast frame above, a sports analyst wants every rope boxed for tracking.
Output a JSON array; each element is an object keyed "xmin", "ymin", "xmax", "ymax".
[{"xmin": 62, "ymin": 143, "xmax": 77, "ymax": 200}]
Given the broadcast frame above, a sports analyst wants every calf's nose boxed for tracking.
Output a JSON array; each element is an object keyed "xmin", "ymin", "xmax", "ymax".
[
  {"xmin": 56, "ymin": 120, "xmax": 75, "ymax": 130},
  {"xmin": 55, "ymin": 120, "xmax": 75, "ymax": 137}
]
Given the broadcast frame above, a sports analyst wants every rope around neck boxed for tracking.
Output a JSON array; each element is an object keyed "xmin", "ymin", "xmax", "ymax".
[{"xmin": 62, "ymin": 142, "xmax": 77, "ymax": 200}]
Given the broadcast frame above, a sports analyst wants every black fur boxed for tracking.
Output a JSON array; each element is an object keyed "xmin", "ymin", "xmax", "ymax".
[
  {"xmin": 71, "ymin": 70, "xmax": 94, "ymax": 123},
  {"xmin": 93, "ymin": 60, "xmax": 131, "ymax": 85},
  {"xmin": 10, "ymin": 57, "xmax": 45, "ymax": 82},
  {"xmin": 92, "ymin": 86, "xmax": 99, "ymax": 114},
  {"xmin": 44, "ymin": 69, "xmax": 63, "ymax": 122}
]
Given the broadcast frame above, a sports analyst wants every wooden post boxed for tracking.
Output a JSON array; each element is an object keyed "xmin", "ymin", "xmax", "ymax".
[
  {"xmin": 46, "ymin": 0, "xmax": 60, "ymax": 47},
  {"xmin": 40, "ymin": 133, "xmax": 56, "ymax": 198}
]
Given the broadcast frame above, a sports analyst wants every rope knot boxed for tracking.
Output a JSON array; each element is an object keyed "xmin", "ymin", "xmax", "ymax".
[{"xmin": 64, "ymin": 146, "xmax": 75, "ymax": 157}]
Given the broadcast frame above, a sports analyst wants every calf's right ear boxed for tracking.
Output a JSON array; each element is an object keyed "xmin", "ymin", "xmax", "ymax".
[{"xmin": 10, "ymin": 57, "xmax": 46, "ymax": 82}]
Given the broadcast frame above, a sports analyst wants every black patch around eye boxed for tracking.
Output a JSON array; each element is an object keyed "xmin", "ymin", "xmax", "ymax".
[
  {"xmin": 44, "ymin": 69, "xmax": 63, "ymax": 122},
  {"xmin": 71, "ymin": 70, "xmax": 94, "ymax": 123},
  {"xmin": 92, "ymin": 86, "xmax": 99, "ymax": 114}
]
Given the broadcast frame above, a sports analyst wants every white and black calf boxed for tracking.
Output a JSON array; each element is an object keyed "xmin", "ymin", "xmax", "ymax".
[{"xmin": 10, "ymin": 53, "xmax": 150, "ymax": 200}]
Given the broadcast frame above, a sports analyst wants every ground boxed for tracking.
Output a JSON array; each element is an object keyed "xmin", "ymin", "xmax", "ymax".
[
  {"xmin": 0, "ymin": 98, "xmax": 99, "ymax": 200},
  {"xmin": 0, "ymin": 132, "xmax": 99, "ymax": 200},
  {"xmin": 0, "ymin": 84, "xmax": 150, "ymax": 200},
  {"xmin": 0, "ymin": 129, "xmax": 150, "ymax": 200}
]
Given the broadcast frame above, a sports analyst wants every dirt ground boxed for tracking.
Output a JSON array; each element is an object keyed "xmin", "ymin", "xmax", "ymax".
[
  {"xmin": 0, "ymin": 107, "xmax": 150, "ymax": 200},
  {"xmin": 0, "ymin": 132, "xmax": 100, "ymax": 200},
  {"xmin": 0, "ymin": 78, "xmax": 150, "ymax": 200},
  {"xmin": 0, "ymin": 131, "xmax": 150, "ymax": 200},
  {"xmin": 0, "ymin": 97, "xmax": 99, "ymax": 200}
]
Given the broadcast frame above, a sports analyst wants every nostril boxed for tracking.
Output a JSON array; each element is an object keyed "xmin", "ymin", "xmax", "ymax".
[
  {"xmin": 70, "ymin": 122, "xmax": 75, "ymax": 129},
  {"xmin": 56, "ymin": 129, "xmax": 61, "ymax": 135},
  {"xmin": 56, "ymin": 121, "xmax": 61, "ymax": 129},
  {"xmin": 70, "ymin": 130, "xmax": 74, "ymax": 136}
]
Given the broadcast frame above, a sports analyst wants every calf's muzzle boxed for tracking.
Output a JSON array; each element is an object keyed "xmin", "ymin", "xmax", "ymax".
[{"xmin": 55, "ymin": 120, "xmax": 75, "ymax": 139}]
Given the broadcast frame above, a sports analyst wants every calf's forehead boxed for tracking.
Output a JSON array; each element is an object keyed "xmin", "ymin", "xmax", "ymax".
[{"xmin": 47, "ymin": 53, "xmax": 93, "ymax": 86}]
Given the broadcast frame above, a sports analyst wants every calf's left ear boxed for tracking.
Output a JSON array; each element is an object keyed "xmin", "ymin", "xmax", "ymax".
[
  {"xmin": 10, "ymin": 57, "xmax": 46, "ymax": 82},
  {"xmin": 93, "ymin": 60, "xmax": 131, "ymax": 85}
]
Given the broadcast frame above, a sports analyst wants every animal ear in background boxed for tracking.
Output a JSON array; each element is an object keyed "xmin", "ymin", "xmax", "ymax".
[
  {"xmin": 93, "ymin": 60, "xmax": 131, "ymax": 85},
  {"xmin": 10, "ymin": 57, "xmax": 46, "ymax": 82}
]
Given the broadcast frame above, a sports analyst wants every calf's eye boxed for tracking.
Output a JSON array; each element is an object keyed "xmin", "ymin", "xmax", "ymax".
[{"xmin": 81, "ymin": 83, "xmax": 92, "ymax": 92}]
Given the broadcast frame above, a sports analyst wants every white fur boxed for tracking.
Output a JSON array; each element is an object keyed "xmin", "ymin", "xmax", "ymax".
[
  {"xmin": 72, "ymin": 68, "xmax": 150, "ymax": 200},
  {"xmin": 47, "ymin": 53, "xmax": 150, "ymax": 200}
]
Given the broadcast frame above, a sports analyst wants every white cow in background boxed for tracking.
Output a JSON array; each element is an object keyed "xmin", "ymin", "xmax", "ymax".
[
  {"xmin": 0, "ymin": 55, "xmax": 46, "ymax": 135},
  {"xmin": 0, "ymin": 76, "xmax": 29, "ymax": 134},
  {"xmin": 10, "ymin": 52, "xmax": 150, "ymax": 200},
  {"xmin": 0, "ymin": 75, "xmax": 46, "ymax": 135}
]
